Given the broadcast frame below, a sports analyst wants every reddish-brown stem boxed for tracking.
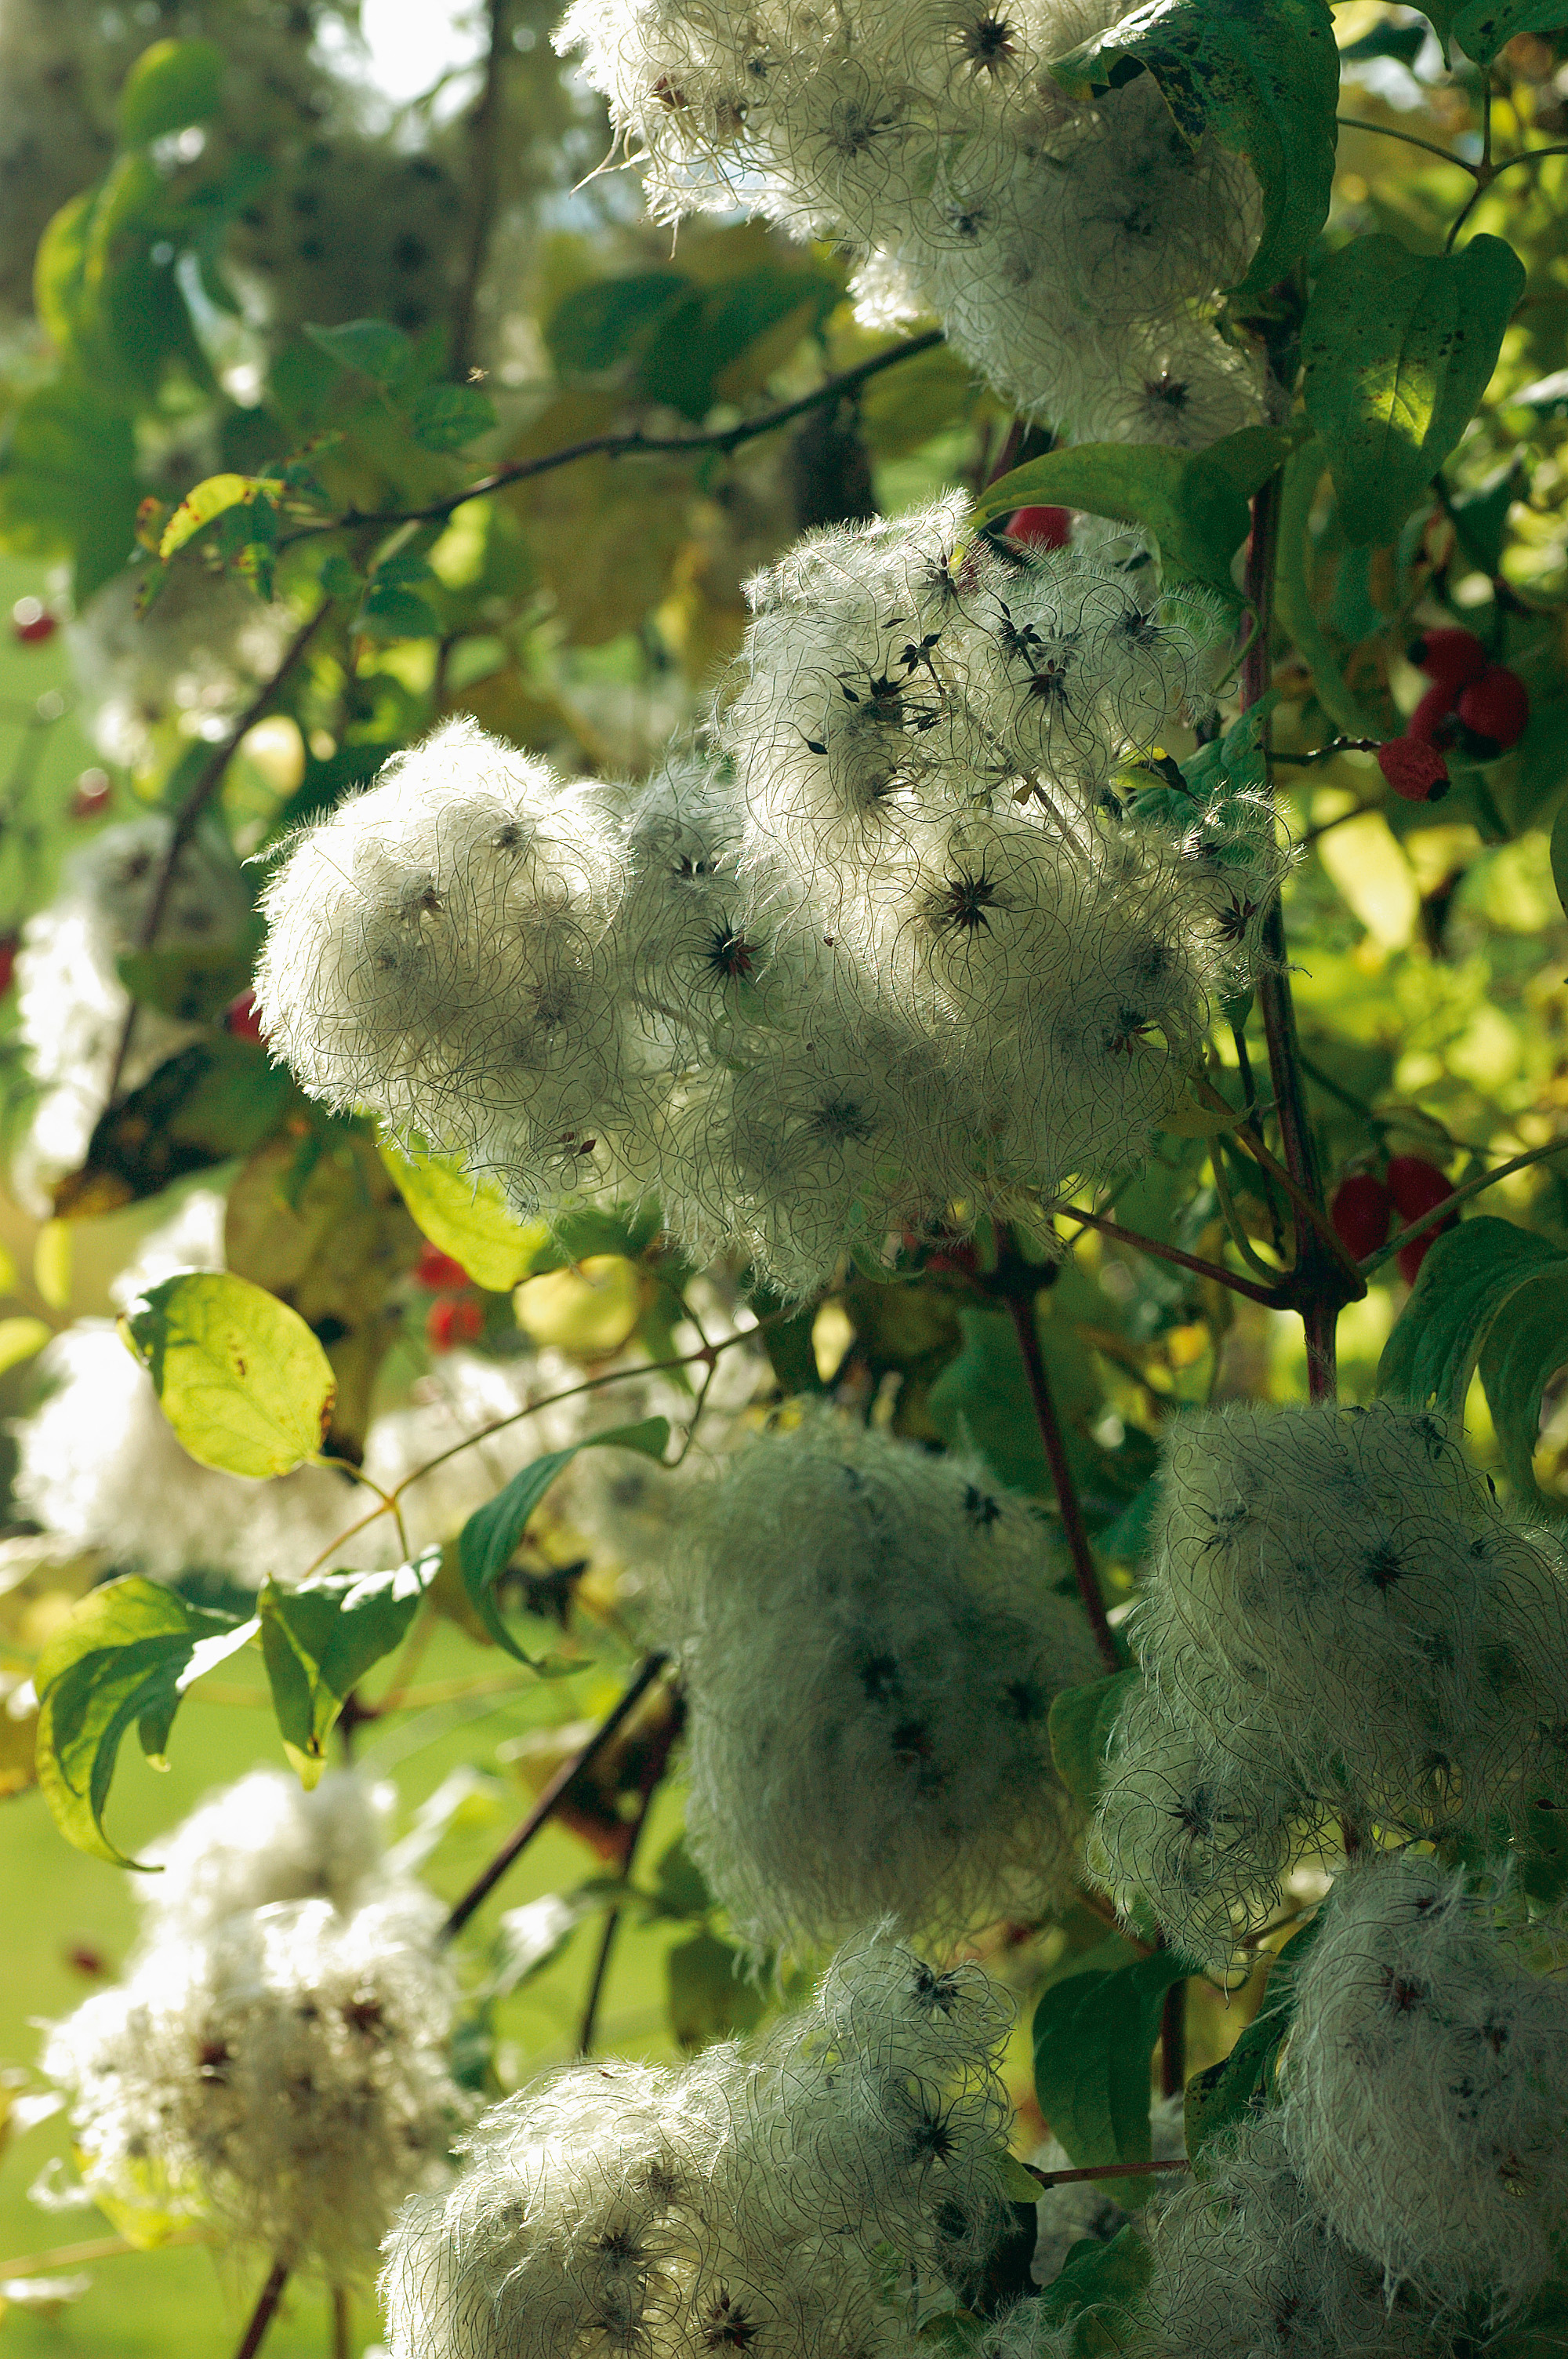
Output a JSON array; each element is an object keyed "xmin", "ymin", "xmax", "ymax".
[
  {"xmin": 1022, "ymin": 2158, "xmax": 1189, "ymax": 2190},
  {"xmin": 1160, "ymin": 1976, "xmax": 1187, "ymax": 2099},
  {"xmin": 234, "ymin": 2261, "xmax": 289, "ymax": 2359},
  {"xmin": 1061, "ymin": 1202, "xmax": 1283, "ymax": 1308},
  {"xmin": 1004, "ymin": 1293, "xmax": 1120, "ymax": 1674},
  {"xmin": 278, "ymin": 333, "xmax": 945, "ymax": 547},
  {"xmin": 103, "ymin": 600, "xmax": 331, "ymax": 1109},
  {"xmin": 1244, "ymin": 470, "xmax": 1341, "ymax": 1402},
  {"xmin": 440, "ymin": 1653, "xmax": 670, "ymax": 1939},
  {"xmin": 577, "ymin": 1772, "xmax": 660, "ymax": 2055}
]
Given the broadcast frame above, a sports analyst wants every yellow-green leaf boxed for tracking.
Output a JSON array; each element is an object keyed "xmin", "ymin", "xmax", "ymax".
[
  {"xmin": 115, "ymin": 36, "xmax": 226, "ymax": 146},
  {"xmin": 258, "ymin": 1551, "xmax": 440, "ymax": 1785},
  {"xmin": 158, "ymin": 473, "xmax": 278, "ymax": 561},
  {"xmin": 379, "ymin": 1139, "xmax": 545, "ymax": 1291},
  {"xmin": 118, "ymin": 1271, "xmax": 336, "ymax": 1479},
  {"xmin": 0, "ymin": 1317, "xmax": 53, "ymax": 1377}
]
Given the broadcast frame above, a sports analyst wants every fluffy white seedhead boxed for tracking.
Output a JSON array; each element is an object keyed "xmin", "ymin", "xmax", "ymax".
[
  {"xmin": 383, "ymin": 1934, "xmax": 1012, "ymax": 2359},
  {"xmin": 1142, "ymin": 2113, "xmax": 1440, "ymax": 2359},
  {"xmin": 554, "ymin": 0, "xmax": 1265, "ymax": 448},
  {"xmin": 256, "ymin": 521, "xmax": 1280, "ymax": 1292},
  {"xmin": 1126, "ymin": 1403, "xmax": 1568, "ymax": 1844},
  {"xmin": 1280, "ymin": 1856, "xmax": 1568, "ymax": 2318},
  {"xmin": 45, "ymin": 1895, "xmax": 466, "ymax": 2280},
  {"xmin": 1087, "ymin": 1674, "xmax": 1312, "ymax": 1972},
  {"xmin": 255, "ymin": 718, "xmax": 645, "ymax": 1212},
  {"xmin": 137, "ymin": 1769, "xmax": 401, "ymax": 1942},
  {"xmin": 666, "ymin": 1416, "xmax": 1099, "ymax": 1950},
  {"xmin": 13, "ymin": 818, "xmax": 251, "ymax": 1212},
  {"xmin": 67, "ymin": 569, "xmax": 296, "ymax": 771}
]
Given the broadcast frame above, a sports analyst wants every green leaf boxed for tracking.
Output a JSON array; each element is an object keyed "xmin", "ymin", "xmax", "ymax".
[
  {"xmin": 546, "ymin": 272, "xmax": 693, "ymax": 376},
  {"xmin": 1301, "ymin": 234, "xmax": 1526, "ymax": 548},
  {"xmin": 1183, "ymin": 1914, "xmax": 1324, "ymax": 2157},
  {"xmin": 357, "ymin": 581, "xmax": 439, "ymax": 639},
  {"xmin": 116, "ymin": 36, "xmax": 226, "ymax": 145},
  {"xmin": 34, "ymin": 1577, "xmax": 256, "ymax": 1866},
  {"xmin": 1044, "ymin": 0, "xmax": 1338, "ymax": 299},
  {"xmin": 53, "ymin": 1039, "xmax": 296, "ymax": 1216},
  {"xmin": 648, "ymin": 1834, "xmax": 714, "ymax": 1921},
  {"xmin": 1450, "ymin": 463, "xmax": 1522, "ymax": 576},
  {"xmin": 379, "ymin": 1139, "xmax": 543, "ymax": 1290},
  {"xmin": 458, "ymin": 1420, "xmax": 670, "ymax": 1660},
  {"xmin": 402, "ymin": 383, "xmax": 498, "ymax": 453},
  {"xmin": 1033, "ymin": 1952, "xmax": 1191, "ymax": 2205},
  {"xmin": 1550, "ymin": 794, "xmax": 1568, "ymax": 921},
  {"xmin": 0, "ymin": 375, "xmax": 139, "ymax": 602},
  {"xmin": 258, "ymin": 1550, "xmax": 440, "ymax": 1784},
  {"xmin": 1377, "ymin": 1214, "xmax": 1559, "ymax": 1420},
  {"xmin": 1377, "ymin": 1215, "xmax": 1568, "ymax": 1514},
  {"xmin": 303, "ymin": 318, "xmax": 414, "ymax": 387},
  {"xmin": 158, "ymin": 472, "xmax": 278, "ymax": 560},
  {"xmin": 116, "ymin": 936, "xmax": 260, "ymax": 1023},
  {"xmin": 666, "ymin": 1930, "xmax": 768, "ymax": 2050},
  {"xmin": 1033, "ymin": 2227, "xmax": 1152, "ymax": 2354},
  {"xmin": 1417, "ymin": 0, "xmax": 1568, "ymax": 64},
  {"xmin": 971, "ymin": 427, "xmax": 1298, "ymax": 602},
  {"xmin": 636, "ymin": 266, "xmax": 841, "ymax": 420},
  {"xmin": 1049, "ymin": 1670, "xmax": 1142, "ymax": 1816},
  {"xmin": 118, "ymin": 1270, "xmax": 337, "ymax": 1479}
]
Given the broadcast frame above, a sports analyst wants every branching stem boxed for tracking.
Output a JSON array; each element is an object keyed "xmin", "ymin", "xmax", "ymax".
[
  {"xmin": 1003, "ymin": 1291, "xmax": 1120, "ymax": 1674},
  {"xmin": 103, "ymin": 601, "xmax": 332, "ymax": 1110},
  {"xmin": 441, "ymin": 1653, "xmax": 670, "ymax": 1939},
  {"xmin": 278, "ymin": 333, "xmax": 944, "ymax": 547}
]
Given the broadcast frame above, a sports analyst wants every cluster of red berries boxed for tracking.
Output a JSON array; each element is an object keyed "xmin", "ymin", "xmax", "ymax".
[
  {"xmin": 1375, "ymin": 628, "xmax": 1530, "ymax": 804},
  {"xmin": 416, "ymin": 1240, "xmax": 485, "ymax": 1350},
  {"xmin": 1331, "ymin": 1155, "xmax": 1458, "ymax": 1283}
]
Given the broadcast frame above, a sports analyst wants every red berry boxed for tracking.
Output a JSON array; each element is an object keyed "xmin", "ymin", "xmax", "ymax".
[
  {"xmin": 10, "ymin": 597, "xmax": 54, "ymax": 644},
  {"xmin": 1385, "ymin": 1154, "xmax": 1457, "ymax": 1284},
  {"xmin": 1406, "ymin": 682, "xmax": 1459, "ymax": 745},
  {"xmin": 71, "ymin": 767, "xmax": 111, "ymax": 819},
  {"xmin": 225, "ymin": 988, "xmax": 267, "ymax": 1044},
  {"xmin": 1331, "ymin": 1173, "xmax": 1394, "ymax": 1261},
  {"xmin": 1455, "ymin": 665, "xmax": 1530, "ymax": 754},
  {"xmin": 1005, "ymin": 505, "xmax": 1073, "ymax": 551},
  {"xmin": 0, "ymin": 936, "xmax": 17, "ymax": 996},
  {"xmin": 1376, "ymin": 738, "xmax": 1450, "ymax": 802},
  {"xmin": 416, "ymin": 1241, "xmax": 472, "ymax": 1290},
  {"xmin": 426, "ymin": 1294, "xmax": 484, "ymax": 1351},
  {"xmin": 1409, "ymin": 627, "xmax": 1487, "ymax": 690},
  {"xmin": 1386, "ymin": 1154, "xmax": 1455, "ymax": 1221}
]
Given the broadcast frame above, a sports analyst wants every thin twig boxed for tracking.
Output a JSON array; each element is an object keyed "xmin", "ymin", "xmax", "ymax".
[
  {"xmin": 278, "ymin": 333, "xmax": 946, "ymax": 547},
  {"xmin": 578, "ymin": 1772, "xmax": 660, "ymax": 2055},
  {"xmin": 103, "ymin": 601, "xmax": 331, "ymax": 1107},
  {"xmin": 1058, "ymin": 1201, "xmax": 1283, "ymax": 1309},
  {"xmin": 1160, "ymin": 1976, "xmax": 1186, "ymax": 2099},
  {"xmin": 1335, "ymin": 114, "xmax": 1475, "ymax": 170},
  {"xmin": 449, "ymin": 0, "xmax": 509, "ymax": 378},
  {"xmin": 1246, "ymin": 469, "xmax": 1343, "ymax": 1401},
  {"xmin": 0, "ymin": 2228, "xmax": 207, "ymax": 2275},
  {"xmin": 441, "ymin": 1653, "xmax": 670, "ymax": 1939},
  {"xmin": 330, "ymin": 2283, "xmax": 350, "ymax": 2359},
  {"xmin": 1357, "ymin": 1137, "xmax": 1568, "ymax": 1276},
  {"xmin": 1004, "ymin": 1292, "xmax": 1120, "ymax": 1674},
  {"xmin": 1021, "ymin": 2158, "xmax": 1189, "ymax": 2190},
  {"xmin": 1448, "ymin": 137, "xmax": 1568, "ymax": 247},
  {"xmin": 234, "ymin": 2261, "xmax": 289, "ymax": 2359}
]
